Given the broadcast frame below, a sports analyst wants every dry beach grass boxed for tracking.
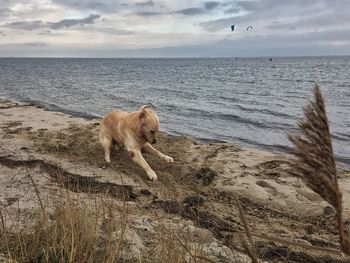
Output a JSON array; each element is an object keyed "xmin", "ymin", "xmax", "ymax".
[
  {"xmin": 287, "ymin": 85, "xmax": 350, "ymax": 255},
  {"xmin": 0, "ymin": 181, "xmax": 216, "ymax": 263}
]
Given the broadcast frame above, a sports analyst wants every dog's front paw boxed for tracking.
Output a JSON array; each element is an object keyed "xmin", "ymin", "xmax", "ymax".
[
  {"xmin": 147, "ymin": 170, "xmax": 158, "ymax": 181},
  {"xmin": 163, "ymin": 155, "xmax": 174, "ymax": 163}
]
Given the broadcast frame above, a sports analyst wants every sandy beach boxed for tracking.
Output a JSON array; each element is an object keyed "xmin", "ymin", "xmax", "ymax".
[{"xmin": 1, "ymin": 98, "xmax": 349, "ymax": 262}]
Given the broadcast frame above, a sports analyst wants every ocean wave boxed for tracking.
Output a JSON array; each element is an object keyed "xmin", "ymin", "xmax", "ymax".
[
  {"xmin": 163, "ymin": 104, "xmax": 296, "ymax": 131},
  {"xmin": 235, "ymin": 104, "xmax": 295, "ymax": 119},
  {"xmin": 331, "ymin": 132, "xmax": 350, "ymax": 142},
  {"xmin": 109, "ymin": 94, "xmax": 157, "ymax": 109}
]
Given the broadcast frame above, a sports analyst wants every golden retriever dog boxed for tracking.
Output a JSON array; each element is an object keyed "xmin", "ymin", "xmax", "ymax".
[{"xmin": 99, "ymin": 106, "xmax": 174, "ymax": 180}]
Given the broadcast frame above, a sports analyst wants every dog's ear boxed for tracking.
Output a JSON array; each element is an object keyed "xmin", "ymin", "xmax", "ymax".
[
  {"xmin": 139, "ymin": 109, "xmax": 146, "ymax": 125},
  {"xmin": 140, "ymin": 105, "xmax": 152, "ymax": 111},
  {"xmin": 139, "ymin": 105, "xmax": 151, "ymax": 125}
]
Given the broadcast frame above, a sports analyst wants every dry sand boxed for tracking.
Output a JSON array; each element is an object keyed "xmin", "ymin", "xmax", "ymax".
[{"xmin": 1, "ymin": 98, "xmax": 350, "ymax": 262}]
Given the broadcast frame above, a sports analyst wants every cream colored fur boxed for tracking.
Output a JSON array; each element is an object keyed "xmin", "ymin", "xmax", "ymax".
[{"xmin": 99, "ymin": 106, "xmax": 174, "ymax": 180}]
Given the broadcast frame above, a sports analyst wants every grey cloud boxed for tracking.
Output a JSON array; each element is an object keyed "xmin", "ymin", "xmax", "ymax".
[
  {"xmin": 3, "ymin": 14, "xmax": 100, "ymax": 31},
  {"xmin": 224, "ymin": 7, "xmax": 240, "ymax": 14},
  {"xmin": 98, "ymin": 27, "xmax": 134, "ymax": 35},
  {"xmin": 175, "ymin": 7, "xmax": 205, "ymax": 16},
  {"xmin": 133, "ymin": 1, "xmax": 220, "ymax": 17},
  {"xmin": 52, "ymin": 0, "xmax": 123, "ymax": 13},
  {"xmin": 135, "ymin": 1, "xmax": 155, "ymax": 7},
  {"xmin": 171, "ymin": 1, "xmax": 221, "ymax": 17},
  {"xmin": 83, "ymin": 2, "xmax": 108, "ymax": 10},
  {"xmin": 204, "ymin": 1, "xmax": 220, "ymax": 10},
  {"xmin": 234, "ymin": 0, "xmax": 263, "ymax": 11},
  {"xmin": 199, "ymin": 16, "xmax": 233, "ymax": 32},
  {"xmin": 0, "ymin": 0, "xmax": 24, "ymax": 16},
  {"xmin": 266, "ymin": 10, "xmax": 350, "ymax": 32},
  {"xmin": 38, "ymin": 29, "xmax": 52, "ymax": 35},
  {"xmin": 136, "ymin": 6, "xmax": 207, "ymax": 17},
  {"xmin": 267, "ymin": 23, "xmax": 297, "ymax": 31},
  {"xmin": 2, "ymin": 0, "xmax": 350, "ymax": 57},
  {"xmin": 0, "ymin": 8, "xmax": 13, "ymax": 17},
  {"xmin": 49, "ymin": 14, "xmax": 100, "ymax": 29},
  {"xmin": 233, "ymin": 0, "xmax": 328, "ymax": 13},
  {"xmin": 232, "ymin": 0, "xmax": 304, "ymax": 12},
  {"xmin": 137, "ymin": 11, "xmax": 161, "ymax": 16},
  {"xmin": 4, "ymin": 20, "xmax": 45, "ymax": 30}
]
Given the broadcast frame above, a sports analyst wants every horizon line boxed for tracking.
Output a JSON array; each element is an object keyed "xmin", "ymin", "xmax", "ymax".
[{"xmin": 1, "ymin": 54, "xmax": 350, "ymax": 59}]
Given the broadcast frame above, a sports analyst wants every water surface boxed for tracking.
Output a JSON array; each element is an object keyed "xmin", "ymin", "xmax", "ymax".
[{"xmin": 1, "ymin": 57, "xmax": 349, "ymax": 168}]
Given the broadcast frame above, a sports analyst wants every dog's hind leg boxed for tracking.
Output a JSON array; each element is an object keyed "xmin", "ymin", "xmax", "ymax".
[{"xmin": 99, "ymin": 131, "xmax": 112, "ymax": 163}]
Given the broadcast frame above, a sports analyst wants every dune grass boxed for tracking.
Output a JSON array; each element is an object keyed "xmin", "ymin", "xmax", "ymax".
[
  {"xmin": 0, "ymin": 192, "xmax": 128, "ymax": 263},
  {"xmin": 287, "ymin": 85, "xmax": 350, "ymax": 255},
  {"xmin": 0, "ymin": 162, "xmax": 216, "ymax": 263},
  {"xmin": 0, "ymin": 192, "xmax": 217, "ymax": 263}
]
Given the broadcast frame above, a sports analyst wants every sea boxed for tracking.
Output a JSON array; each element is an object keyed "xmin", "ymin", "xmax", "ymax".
[{"xmin": 0, "ymin": 57, "xmax": 349, "ymax": 168}]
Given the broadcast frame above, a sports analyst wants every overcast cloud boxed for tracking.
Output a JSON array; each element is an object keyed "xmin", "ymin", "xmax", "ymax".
[{"xmin": 0, "ymin": 0, "xmax": 349, "ymax": 57}]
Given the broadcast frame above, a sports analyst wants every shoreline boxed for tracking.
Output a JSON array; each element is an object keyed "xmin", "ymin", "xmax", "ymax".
[
  {"xmin": 2, "ymin": 95, "xmax": 349, "ymax": 169},
  {"xmin": 1, "ymin": 97, "xmax": 350, "ymax": 261}
]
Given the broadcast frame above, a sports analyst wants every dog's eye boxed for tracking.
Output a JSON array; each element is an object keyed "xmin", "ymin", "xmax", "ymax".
[{"xmin": 150, "ymin": 130, "xmax": 155, "ymax": 134}]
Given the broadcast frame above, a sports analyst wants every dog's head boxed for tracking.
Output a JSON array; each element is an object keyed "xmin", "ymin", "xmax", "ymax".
[{"xmin": 139, "ymin": 106, "xmax": 160, "ymax": 144}]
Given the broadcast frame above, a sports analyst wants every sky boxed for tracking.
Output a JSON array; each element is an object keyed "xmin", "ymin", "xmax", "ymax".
[{"xmin": 0, "ymin": 0, "xmax": 350, "ymax": 57}]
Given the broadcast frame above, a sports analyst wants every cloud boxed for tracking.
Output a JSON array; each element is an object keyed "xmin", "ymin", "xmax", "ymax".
[
  {"xmin": 204, "ymin": 1, "xmax": 220, "ymax": 10},
  {"xmin": 136, "ymin": 11, "xmax": 162, "ymax": 17},
  {"xmin": 135, "ymin": 2, "xmax": 220, "ymax": 17},
  {"xmin": 201, "ymin": 0, "xmax": 350, "ymax": 32},
  {"xmin": 174, "ymin": 7, "xmax": 205, "ymax": 16},
  {"xmin": 49, "ymin": 14, "xmax": 100, "ymax": 29},
  {"xmin": 1, "ymin": 0, "xmax": 350, "ymax": 57},
  {"xmin": 51, "ymin": 0, "xmax": 123, "ymax": 13},
  {"xmin": 172, "ymin": 1, "xmax": 221, "ymax": 16},
  {"xmin": 3, "ymin": 14, "xmax": 100, "ymax": 31},
  {"xmin": 2, "ymin": 27, "xmax": 350, "ymax": 58},
  {"xmin": 98, "ymin": 27, "xmax": 134, "ymax": 35},
  {"xmin": 224, "ymin": 7, "xmax": 240, "ymax": 14},
  {"xmin": 38, "ymin": 29, "xmax": 52, "ymax": 35},
  {"xmin": 135, "ymin": 1, "xmax": 155, "ymax": 7},
  {"xmin": 4, "ymin": 20, "xmax": 45, "ymax": 30},
  {"xmin": 0, "ymin": 8, "xmax": 13, "ymax": 17}
]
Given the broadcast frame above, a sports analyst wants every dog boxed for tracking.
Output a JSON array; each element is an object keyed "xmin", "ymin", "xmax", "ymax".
[{"xmin": 99, "ymin": 106, "xmax": 174, "ymax": 180}]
